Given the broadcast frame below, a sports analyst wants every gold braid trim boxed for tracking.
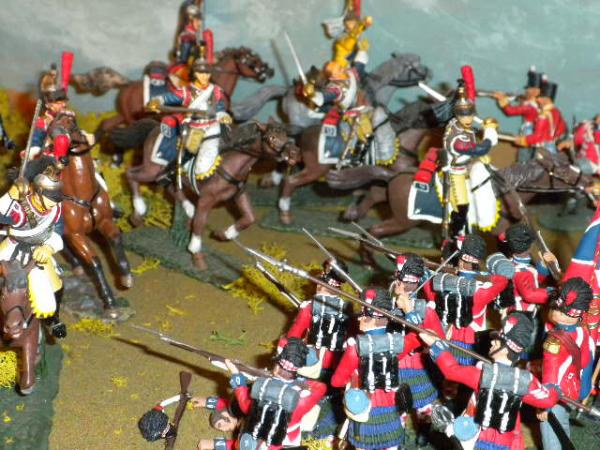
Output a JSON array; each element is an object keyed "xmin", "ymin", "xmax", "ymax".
[{"xmin": 195, "ymin": 155, "xmax": 222, "ymax": 181}]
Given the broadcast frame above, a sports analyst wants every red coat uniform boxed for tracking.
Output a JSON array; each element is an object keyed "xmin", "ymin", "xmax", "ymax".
[
  {"xmin": 502, "ymin": 100, "xmax": 539, "ymax": 128},
  {"xmin": 433, "ymin": 349, "xmax": 558, "ymax": 450},
  {"xmin": 508, "ymin": 257, "xmax": 550, "ymax": 314},
  {"xmin": 542, "ymin": 324, "xmax": 592, "ymax": 401},
  {"xmin": 526, "ymin": 107, "xmax": 567, "ymax": 148},
  {"xmin": 574, "ymin": 121, "xmax": 600, "ymax": 168},
  {"xmin": 232, "ymin": 377, "xmax": 326, "ymax": 449},
  {"xmin": 30, "ymin": 111, "xmax": 73, "ymax": 161}
]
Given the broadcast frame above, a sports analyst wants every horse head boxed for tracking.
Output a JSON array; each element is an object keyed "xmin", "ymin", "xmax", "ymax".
[
  {"xmin": 534, "ymin": 148, "xmax": 595, "ymax": 192},
  {"xmin": 256, "ymin": 119, "xmax": 301, "ymax": 166},
  {"xmin": 220, "ymin": 47, "xmax": 274, "ymax": 83}
]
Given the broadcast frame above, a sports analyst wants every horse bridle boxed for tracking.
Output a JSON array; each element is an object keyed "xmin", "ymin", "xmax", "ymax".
[
  {"xmin": 2, "ymin": 302, "xmax": 34, "ymax": 331},
  {"xmin": 517, "ymin": 159, "xmax": 586, "ymax": 194}
]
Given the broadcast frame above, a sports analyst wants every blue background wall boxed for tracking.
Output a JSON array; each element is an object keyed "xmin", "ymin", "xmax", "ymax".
[{"xmin": 1, "ymin": 0, "xmax": 599, "ymax": 132}]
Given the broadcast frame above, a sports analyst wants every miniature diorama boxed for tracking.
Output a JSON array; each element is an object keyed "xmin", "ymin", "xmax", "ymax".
[{"xmin": 2, "ymin": 0, "xmax": 600, "ymax": 449}]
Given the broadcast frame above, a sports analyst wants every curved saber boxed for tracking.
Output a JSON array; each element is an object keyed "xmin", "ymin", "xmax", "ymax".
[{"xmin": 283, "ymin": 32, "xmax": 308, "ymax": 85}]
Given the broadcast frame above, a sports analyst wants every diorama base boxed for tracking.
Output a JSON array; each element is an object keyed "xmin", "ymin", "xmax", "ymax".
[
  {"xmin": 122, "ymin": 226, "xmax": 242, "ymax": 287},
  {"xmin": 259, "ymin": 208, "xmax": 438, "ymax": 249},
  {"xmin": 61, "ymin": 273, "xmax": 135, "ymax": 323},
  {"xmin": 247, "ymin": 182, "xmax": 354, "ymax": 208},
  {"xmin": 0, "ymin": 344, "xmax": 63, "ymax": 450},
  {"xmin": 535, "ymin": 203, "xmax": 595, "ymax": 232}
]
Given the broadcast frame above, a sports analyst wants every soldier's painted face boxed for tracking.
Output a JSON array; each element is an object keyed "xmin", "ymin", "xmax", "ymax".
[
  {"xmin": 548, "ymin": 308, "xmax": 579, "ymax": 326},
  {"xmin": 214, "ymin": 412, "xmax": 239, "ymax": 432},
  {"xmin": 457, "ymin": 114, "xmax": 474, "ymax": 128},
  {"xmin": 525, "ymin": 87, "xmax": 540, "ymax": 99},
  {"xmin": 194, "ymin": 72, "xmax": 211, "ymax": 87},
  {"xmin": 344, "ymin": 18, "xmax": 358, "ymax": 32},
  {"xmin": 47, "ymin": 101, "xmax": 66, "ymax": 114},
  {"xmin": 191, "ymin": 17, "xmax": 202, "ymax": 30}
]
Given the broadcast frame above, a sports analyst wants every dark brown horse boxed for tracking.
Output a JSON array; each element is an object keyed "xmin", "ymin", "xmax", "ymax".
[
  {"xmin": 1, "ymin": 261, "xmax": 41, "ymax": 395},
  {"xmin": 339, "ymin": 149, "xmax": 594, "ymax": 243},
  {"xmin": 127, "ymin": 121, "xmax": 299, "ymax": 270},
  {"xmin": 71, "ymin": 47, "xmax": 274, "ymax": 135},
  {"xmin": 59, "ymin": 124, "xmax": 133, "ymax": 320}
]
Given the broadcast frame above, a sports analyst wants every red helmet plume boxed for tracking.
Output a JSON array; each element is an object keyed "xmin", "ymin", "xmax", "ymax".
[
  {"xmin": 203, "ymin": 29, "xmax": 214, "ymax": 64},
  {"xmin": 461, "ymin": 65, "xmax": 476, "ymax": 102},
  {"xmin": 61, "ymin": 51, "xmax": 74, "ymax": 94}
]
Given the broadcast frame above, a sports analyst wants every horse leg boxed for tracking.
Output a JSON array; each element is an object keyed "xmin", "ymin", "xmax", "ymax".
[
  {"xmin": 213, "ymin": 190, "xmax": 255, "ymax": 241},
  {"xmin": 65, "ymin": 233, "xmax": 120, "ymax": 318},
  {"xmin": 96, "ymin": 203, "xmax": 134, "ymax": 289},
  {"xmin": 279, "ymin": 164, "xmax": 330, "ymax": 224},
  {"xmin": 126, "ymin": 164, "xmax": 162, "ymax": 227},
  {"xmin": 61, "ymin": 241, "xmax": 84, "ymax": 276},
  {"xmin": 17, "ymin": 320, "xmax": 40, "ymax": 395},
  {"xmin": 343, "ymin": 185, "xmax": 387, "ymax": 222},
  {"xmin": 189, "ymin": 195, "xmax": 218, "ymax": 271}
]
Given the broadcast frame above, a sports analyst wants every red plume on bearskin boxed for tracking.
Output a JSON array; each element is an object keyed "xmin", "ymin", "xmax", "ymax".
[
  {"xmin": 203, "ymin": 29, "xmax": 214, "ymax": 64},
  {"xmin": 61, "ymin": 51, "xmax": 74, "ymax": 93},
  {"xmin": 353, "ymin": 0, "xmax": 361, "ymax": 17},
  {"xmin": 461, "ymin": 65, "xmax": 476, "ymax": 102}
]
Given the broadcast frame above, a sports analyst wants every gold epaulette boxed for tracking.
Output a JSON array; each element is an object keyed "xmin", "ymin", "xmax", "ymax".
[
  {"xmin": 543, "ymin": 335, "xmax": 561, "ymax": 355},
  {"xmin": 8, "ymin": 185, "xmax": 20, "ymax": 200}
]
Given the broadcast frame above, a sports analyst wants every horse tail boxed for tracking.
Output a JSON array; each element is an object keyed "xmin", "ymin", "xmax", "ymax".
[
  {"xmin": 231, "ymin": 85, "xmax": 288, "ymax": 122},
  {"xmin": 70, "ymin": 66, "xmax": 130, "ymax": 96},
  {"xmin": 109, "ymin": 118, "xmax": 159, "ymax": 149}
]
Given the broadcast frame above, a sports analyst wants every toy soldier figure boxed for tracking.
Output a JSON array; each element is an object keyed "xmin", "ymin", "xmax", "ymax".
[
  {"xmin": 174, "ymin": 3, "xmax": 203, "ymax": 66},
  {"xmin": 389, "ymin": 254, "xmax": 444, "ymax": 447},
  {"xmin": 331, "ymin": 287, "xmax": 410, "ymax": 450},
  {"xmin": 285, "ymin": 257, "xmax": 352, "ymax": 381},
  {"xmin": 432, "ymin": 235, "xmax": 509, "ymax": 366},
  {"xmin": 561, "ymin": 114, "xmax": 600, "ymax": 175},
  {"xmin": 302, "ymin": 7, "xmax": 372, "ymax": 168},
  {"xmin": 0, "ymin": 157, "xmax": 65, "ymax": 325},
  {"xmin": 493, "ymin": 66, "xmax": 543, "ymax": 162},
  {"xmin": 191, "ymin": 395, "xmax": 243, "ymax": 450},
  {"xmin": 514, "ymin": 77, "xmax": 566, "ymax": 154},
  {"xmin": 147, "ymin": 30, "xmax": 231, "ymax": 198},
  {"xmin": 420, "ymin": 312, "xmax": 559, "ymax": 450},
  {"xmin": 539, "ymin": 277, "xmax": 595, "ymax": 450},
  {"xmin": 499, "ymin": 223, "xmax": 557, "ymax": 316},
  {"xmin": 227, "ymin": 338, "xmax": 327, "ymax": 450},
  {"xmin": 442, "ymin": 84, "xmax": 498, "ymax": 240}
]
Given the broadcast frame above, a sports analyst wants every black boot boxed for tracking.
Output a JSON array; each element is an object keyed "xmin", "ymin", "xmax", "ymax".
[
  {"xmin": 450, "ymin": 205, "xmax": 469, "ymax": 238},
  {"xmin": 90, "ymin": 257, "xmax": 117, "ymax": 311},
  {"xmin": 44, "ymin": 288, "xmax": 67, "ymax": 339}
]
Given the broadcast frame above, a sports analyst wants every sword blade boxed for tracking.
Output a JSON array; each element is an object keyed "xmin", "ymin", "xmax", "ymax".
[{"xmin": 283, "ymin": 32, "xmax": 308, "ymax": 85}]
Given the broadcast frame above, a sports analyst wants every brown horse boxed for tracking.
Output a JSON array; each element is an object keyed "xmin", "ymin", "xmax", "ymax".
[
  {"xmin": 342, "ymin": 149, "xmax": 594, "ymax": 245},
  {"xmin": 1, "ymin": 260, "xmax": 41, "ymax": 395},
  {"xmin": 71, "ymin": 47, "xmax": 274, "ymax": 135},
  {"xmin": 60, "ymin": 126, "xmax": 133, "ymax": 320}
]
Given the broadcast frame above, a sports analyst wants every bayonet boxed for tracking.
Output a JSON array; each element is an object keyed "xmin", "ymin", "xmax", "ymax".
[
  {"xmin": 302, "ymin": 227, "xmax": 362, "ymax": 292},
  {"xmin": 283, "ymin": 32, "xmax": 308, "ymax": 85},
  {"xmin": 413, "ymin": 250, "xmax": 459, "ymax": 296},
  {"xmin": 255, "ymin": 260, "xmax": 302, "ymax": 307}
]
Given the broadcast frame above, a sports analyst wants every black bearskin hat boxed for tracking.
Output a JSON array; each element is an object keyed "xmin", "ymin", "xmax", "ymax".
[
  {"xmin": 138, "ymin": 409, "xmax": 170, "ymax": 442},
  {"xmin": 395, "ymin": 253, "xmax": 425, "ymax": 283},
  {"xmin": 362, "ymin": 287, "xmax": 394, "ymax": 317},
  {"xmin": 553, "ymin": 277, "xmax": 592, "ymax": 318},
  {"xmin": 505, "ymin": 223, "xmax": 536, "ymax": 255},
  {"xmin": 497, "ymin": 312, "xmax": 535, "ymax": 354},
  {"xmin": 274, "ymin": 337, "xmax": 309, "ymax": 372},
  {"xmin": 459, "ymin": 234, "xmax": 487, "ymax": 262},
  {"xmin": 322, "ymin": 258, "xmax": 349, "ymax": 287},
  {"xmin": 525, "ymin": 66, "xmax": 544, "ymax": 89},
  {"xmin": 540, "ymin": 78, "xmax": 558, "ymax": 101}
]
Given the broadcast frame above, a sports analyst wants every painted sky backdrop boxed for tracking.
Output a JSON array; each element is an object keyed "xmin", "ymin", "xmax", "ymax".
[{"xmin": 1, "ymin": 0, "xmax": 599, "ymax": 131}]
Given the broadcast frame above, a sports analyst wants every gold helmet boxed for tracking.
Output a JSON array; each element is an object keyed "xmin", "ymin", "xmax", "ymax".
[{"xmin": 454, "ymin": 84, "xmax": 476, "ymax": 117}]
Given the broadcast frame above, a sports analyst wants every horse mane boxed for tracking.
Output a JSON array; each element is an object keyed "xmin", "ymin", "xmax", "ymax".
[
  {"xmin": 496, "ymin": 160, "xmax": 545, "ymax": 194},
  {"xmin": 221, "ymin": 122, "xmax": 260, "ymax": 151}
]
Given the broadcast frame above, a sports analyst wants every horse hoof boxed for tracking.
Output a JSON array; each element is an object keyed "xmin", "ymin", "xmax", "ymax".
[
  {"xmin": 279, "ymin": 211, "xmax": 293, "ymax": 225},
  {"xmin": 129, "ymin": 213, "xmax": 145, "ymax": 228},
  {"xmin": 49, "ymin": 322, "xmax": 68, "ymax": 339},
  {"xmin": 72, "ymin": 266, "xmax": 85, "ymax": 277},
  {"xmin": 120, "ymin": 274, "xmax": 134, "ymax": 289},
  {"xmin": 112, "ymin": 206, "xmax": 125, "ymax": 219},
  {"xmin": 193, "ymin": 253, "xmax": 208, "ymax": 271},
  {"xmin": 18, "ymin": 384, "xmax": 36, "ymax": 396},
  {"xmin": 211, "ymin": 230, "xmax": 227, "ymax": 242},
  {"xmin": 258, "ymin": 176, "xmax": 275, "ymax": 189},
  {"xmin": 342, "ymin": 206, "xmax": 360, "ymax": 222}
]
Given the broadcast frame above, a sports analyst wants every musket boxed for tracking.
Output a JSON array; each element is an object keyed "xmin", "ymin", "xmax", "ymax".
[
  {"xmin": 413, "ymin": 250, "xmax": 459, "ymax": 296},
  {"xmin": 150, "ymin": 105, "xmax": 213, "ymax": 116},
  {"xmin": 441, "ymin": 169, "xmax": 451, "ymax": 242},
  {"xmin": 233, "ymin": 240, "xmax": 600, "ymax": 420},
  {"xmin": 477, "ymin": 89, "xmax": 518, "ymax": 101},
  {"xmin": 165, "ymin": 371, "xmax": 192, "ymax": 450},
  {"xmin": 254, "ymin": 260, "xmax": 302, "ymax": 308},
  {"xmin": 302, "ymin": 227, "xmax": 363, "ymax": 292},
  {"xmin": 19, "ymin": 99, "xmax": 43, "ymax": 179},
  {"xmin": 350, "ymin": 222, "xmax": 397, "ymax": 262},
  {"xmin": 130, "ymin": 324, "xmax": 270, "ymax": 379},
  {"xmin": 283, "ymin": 32, "xmax": 308, "ymax": 85}
]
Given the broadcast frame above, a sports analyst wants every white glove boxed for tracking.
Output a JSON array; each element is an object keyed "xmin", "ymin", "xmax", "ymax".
[{"xmin": 483, "ymin": 127, "xmax": 499, "ymax": 146}]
